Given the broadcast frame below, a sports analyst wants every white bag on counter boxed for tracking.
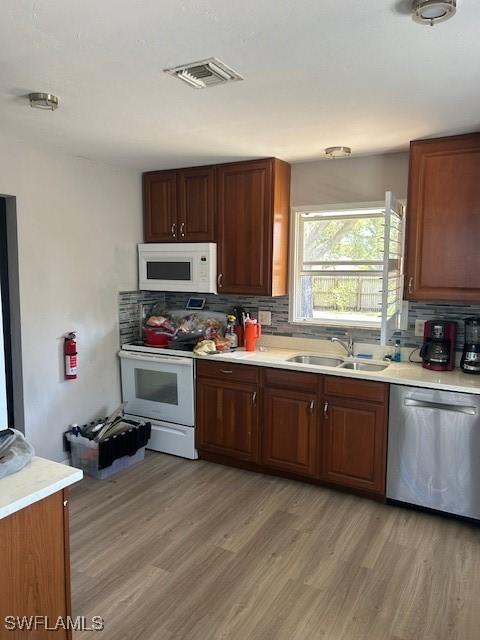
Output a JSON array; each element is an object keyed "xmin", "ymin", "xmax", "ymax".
[{"xmin": 0, "ymin": 428, "xmax": 35, "ymax": 479}]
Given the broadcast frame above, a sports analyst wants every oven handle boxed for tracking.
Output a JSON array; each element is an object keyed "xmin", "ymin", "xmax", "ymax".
[{"xmin": 119, "ymin": 351, "xmax": 193, "ymax": 366}]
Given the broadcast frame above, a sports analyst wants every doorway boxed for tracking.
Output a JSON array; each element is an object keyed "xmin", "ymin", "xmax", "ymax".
[{"xmin": 0, "ymin": 196, "xmax": 23, "ymax": 431}]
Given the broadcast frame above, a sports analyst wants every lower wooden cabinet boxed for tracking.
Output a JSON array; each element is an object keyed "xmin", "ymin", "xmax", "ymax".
[
  {"xmin": 0, "ymin": 490, "xmax": 72, "ymax": 639},
  {"xmin": 319, "ymin": 396, "xmax": 387, "ymax": 494},
  {"xmin": 262, "ymin": 387, "xmax": 317, "ymax": 476},
  {"xmin": 196, "ymin": 377, "xmax": 259, "ymax": 462},
  {"xmin": 196, "ymin": 365, "xmax": 389, "ymax": 498}
]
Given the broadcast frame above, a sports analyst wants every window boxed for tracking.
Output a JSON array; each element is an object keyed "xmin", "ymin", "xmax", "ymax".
[{"xmin": 290, "ymin": 192, "xmax": 405, "ymax": 344}]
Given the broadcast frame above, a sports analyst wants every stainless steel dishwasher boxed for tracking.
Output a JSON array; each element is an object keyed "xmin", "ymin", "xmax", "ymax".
[{"xmin": 387, "ymin": 385, "xmax": 480, "ymax": 520}]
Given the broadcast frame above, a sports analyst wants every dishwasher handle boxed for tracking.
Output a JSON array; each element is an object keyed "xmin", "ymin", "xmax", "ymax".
[{"xmin": 404, "ymin": 398, "xmax": 477, "ymax": 416}]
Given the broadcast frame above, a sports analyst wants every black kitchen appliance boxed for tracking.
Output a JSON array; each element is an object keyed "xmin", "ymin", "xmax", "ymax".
[
  {"xmin": 420, "ymin": 320, "xmax": 456, "ymax": 371},
  {"xmin": 461, "ymin": 317, "xmax": 480, "ymax": 374}
]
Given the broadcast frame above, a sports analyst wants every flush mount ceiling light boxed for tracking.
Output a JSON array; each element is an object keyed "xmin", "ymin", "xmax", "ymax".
[
  {"xmin": 164, "ymin": 57, "xmax": 243, "ymax": 89},
  {"xmin": 28, "ymin": 92, "xmax": 59, "ymax": 110},
  {"xmin": 325, "ymin": 146, "xmax": 352, "ymax": 159},
  {"xmin": 412, "ymin": 0, "xmax": 456, "ymax": 26}
]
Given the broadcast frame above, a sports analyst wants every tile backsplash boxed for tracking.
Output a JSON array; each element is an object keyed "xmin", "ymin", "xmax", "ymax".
[
  {"xmin": 119, "ymin": 291, "xmax": 480, "ymax": 352},
  {"xmin": 119, "ymin": 290, "xmax": 166, "ymax": 344}
]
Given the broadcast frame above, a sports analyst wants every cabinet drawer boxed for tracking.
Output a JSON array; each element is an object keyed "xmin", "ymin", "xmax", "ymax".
[
  {"xmin": 197, "ymin": 360, "xmax": 259, "ymax": 383},
  {"xmin": 324, "ymin": 376, "xmax": 387, "ymax": 403},
  {"xmin": 263, "ymin": 367, "xmax": 318, "ymax": 394}
]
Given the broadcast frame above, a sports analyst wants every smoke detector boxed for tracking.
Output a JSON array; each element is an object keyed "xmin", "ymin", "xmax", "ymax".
[
  {"xmin": 164, "ymin": 57, "xmax": 243, "ymax": 89},
  {"xmin": 412, "ymin": 0, "xmax": 456, "ymax": 26},
  {"xmin": 28, "ymin": 92, "xmax": 59, "ymax": 110},
  {"xmin": 325, "ymin": 146, "xmax": 352, "ymax": 159}
]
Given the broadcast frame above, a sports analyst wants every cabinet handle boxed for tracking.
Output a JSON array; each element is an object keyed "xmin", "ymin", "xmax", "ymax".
[
  {"xmin": 63, "ymin": 499, "xmax": 68, "ymax": 507},
  {"xmin": 171, "ymin": 222, "xmax": 177, "ymax": 239},
  {"xmin": 220, "ymin": 369, "xmax": 233, "ymax": 374},
  {"xmin": 180, "ymin": 222, "xmax": 186, "ymax": 238},
  {"xmin": 408, "ymin": 276, "xmax": 413, "ymax": 294},
  {"xmin": 217, "ymin": 273, "xmax": 223, "ymax": 289},
  {"xmin": 323, "ymin": 401, "xmax": 329, "ymax": 419},
  {"xmin": 252, "ymin": 392, "xmax": 257, "ymax": 407},
  {"xmin": 309, "ymin": 400, "xmax": 315, "ymax": 414}
]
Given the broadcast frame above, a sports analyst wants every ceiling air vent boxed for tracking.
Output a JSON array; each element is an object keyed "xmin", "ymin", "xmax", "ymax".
[{"xmin": 164, "ymin": 57, "xmax": 243, "ymax": 89}]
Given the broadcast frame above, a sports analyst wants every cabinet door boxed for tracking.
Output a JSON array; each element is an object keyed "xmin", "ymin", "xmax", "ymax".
[
  {"xmin": 262, "ymin": 388, "xmax": 317, "ymax": 477},
  {"xmin": 216, "ymin": 160, "xmax": 273, "ymax": 295},
  {"xmin": 143, "ymin": 171, "xmax": 178, "ymax": 242},
  {"xmin": 0, "ymin": 491, "xmax": 71, "ymax": 639},
  {"xmin": 177, "ymin": 166, "xmax": 215, "ymax": 242},
  {"xmin": 196, "ymin": 378, "xmax": 259, "ymax": 462},
  {"xmin": 320, "ymin": 396, "xmax": 387, "ymax": 495},
  {"xmin": 406, "ymin": 133, "xmax": 480, "ymax": 302}
]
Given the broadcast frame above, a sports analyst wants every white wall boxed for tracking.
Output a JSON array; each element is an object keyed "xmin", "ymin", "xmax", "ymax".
[
  {"xmin": 291, "ymin": 152, "xmax": 409, "ymax": 206},
  {"xmin": 0, "ymin": 134, "xmax": 142, "ymax": 460}
]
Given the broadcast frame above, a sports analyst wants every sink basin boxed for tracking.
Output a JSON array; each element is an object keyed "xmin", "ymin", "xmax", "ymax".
[
  {"xmin": 287, "ymin": 355, "xmax": 344, "ymax": 367},
  {"xmin": 340, "ymin": 361, "xmax": 389, "ymax": 372}
]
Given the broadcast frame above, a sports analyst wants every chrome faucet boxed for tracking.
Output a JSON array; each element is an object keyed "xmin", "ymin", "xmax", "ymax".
[{"xmin": 331, "ymin": 334, "xmax": 354, "ymax": 358}]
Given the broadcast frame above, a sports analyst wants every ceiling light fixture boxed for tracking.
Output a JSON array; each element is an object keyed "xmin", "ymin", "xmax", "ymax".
[
  {"xmin": 412, "ymin": 0, "xmax": 456, "ymax": 26},
  {"xmin": 325, "ymin": 146, "xmax": 352, "ymax": 159},
  {"xmin": 28, "ymin": 92, "xmax": 59, "ymax": 110}
]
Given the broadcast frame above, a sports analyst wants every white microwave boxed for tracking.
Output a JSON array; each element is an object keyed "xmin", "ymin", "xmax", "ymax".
[{"xmin": 138, "ymin": 243, "xmax": 217, "ymax": 293}]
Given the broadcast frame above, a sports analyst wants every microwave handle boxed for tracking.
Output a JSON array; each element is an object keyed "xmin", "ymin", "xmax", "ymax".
[{"xmin": 119, "ymin": 351, "xmax": 193, "ymax": 366}]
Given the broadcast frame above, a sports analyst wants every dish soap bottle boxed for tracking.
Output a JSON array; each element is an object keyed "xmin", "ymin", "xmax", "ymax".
[
  {"xmin": 393, "ymin": 338, "xmax": 401, "ymax": 362},
  {"xmin": 225, "ymin": 315, "xmax": 238, "ymax": 350}
]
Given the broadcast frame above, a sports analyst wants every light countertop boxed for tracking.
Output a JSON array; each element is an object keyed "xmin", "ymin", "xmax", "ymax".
[
  {"xmin": 193, "ymin": 336, "xmax": 480, "ymax": 396},
  {"xmin": 0, "ymin": 456, "xmax": 83, "ymax": 520}
]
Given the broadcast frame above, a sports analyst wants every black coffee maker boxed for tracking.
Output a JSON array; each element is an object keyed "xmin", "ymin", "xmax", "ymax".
[{"xmin": 461, "ymin": 317, "xmax": 480, "ymax": 374}]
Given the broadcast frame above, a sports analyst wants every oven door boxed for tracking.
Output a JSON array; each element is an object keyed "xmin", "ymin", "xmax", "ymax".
[{"xmin": 119, "ymin": 351, "xmax": 194, "ymax": 426}]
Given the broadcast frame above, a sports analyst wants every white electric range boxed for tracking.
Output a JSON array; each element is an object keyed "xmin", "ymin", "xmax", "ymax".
[{"xmin": 119, "ymin": 343, "xmax": 197, "ymax": 459}]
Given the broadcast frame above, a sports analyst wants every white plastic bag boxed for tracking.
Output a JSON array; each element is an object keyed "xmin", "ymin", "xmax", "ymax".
[{"xmin": 0, "ymin": 429, "xmax": 35, "ymax": 479}]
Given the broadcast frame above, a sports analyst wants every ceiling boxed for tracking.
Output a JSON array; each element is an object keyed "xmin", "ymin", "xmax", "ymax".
[{"xmin": 1, "ymin": 0, "xmax": 479, "ymax": 170}]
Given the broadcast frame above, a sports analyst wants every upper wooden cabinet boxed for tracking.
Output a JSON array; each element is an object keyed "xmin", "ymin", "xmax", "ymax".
[
  {"xmin": 143, "ymin": 166, "xmax": 215, "ymax": 242},
  {"xmin": 143, "ymin": 171, "xmax": 177, "ymax": 242},
  {"xmin": 405, "ymin": 133, "xmax": 480, "ymax": 302},
  {"xmin": 216, "ymin": 158, "xmax": 290, "ymax": 296},
  {"xmin": 177, "ymin": 166, "xmax": 215, "ymax": 242},
  {"xmin": 143, "ymin": 157, "xmax": 290, "ymax": 296}
]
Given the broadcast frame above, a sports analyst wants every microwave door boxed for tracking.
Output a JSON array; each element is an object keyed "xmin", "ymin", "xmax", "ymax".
[
  {"xmin": 120, "ymin": 353, "xmax": 194, "ymax": 426},
  {"xmin": 140, "ymin": 254, "xmax": 194, "ymax": 291}
]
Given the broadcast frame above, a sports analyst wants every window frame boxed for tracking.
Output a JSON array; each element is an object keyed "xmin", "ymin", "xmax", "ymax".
[{"xmin": 288, "ymin": 199, "xmax": 406, "ymax": 333}]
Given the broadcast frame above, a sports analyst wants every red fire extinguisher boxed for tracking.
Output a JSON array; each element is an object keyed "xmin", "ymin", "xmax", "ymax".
[{"xmin": 64, "ymin": 332, "xmax": 78, "ymax": 380}]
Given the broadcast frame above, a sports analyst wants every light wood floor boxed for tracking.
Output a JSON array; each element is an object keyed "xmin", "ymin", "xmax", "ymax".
[{"xmin": 70, "ymin": 451, "xmax": 480, "ymax": 640}]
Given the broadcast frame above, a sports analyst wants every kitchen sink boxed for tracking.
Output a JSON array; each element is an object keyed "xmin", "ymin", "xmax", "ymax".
[
  {"xmin": 340, "ymin": 361, "xmax": 389, "ymax": 372},
  {"xmin": 287, "ymin": 355, "xmax": 344, "ymax": 367}
]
